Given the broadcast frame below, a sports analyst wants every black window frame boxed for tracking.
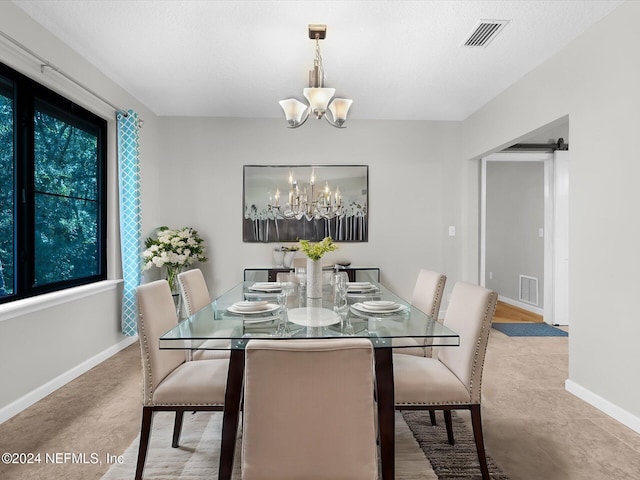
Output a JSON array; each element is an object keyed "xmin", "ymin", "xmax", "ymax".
[{"xmin": 0, "ymin": 61, "xmax": 107, "ymax": 303}]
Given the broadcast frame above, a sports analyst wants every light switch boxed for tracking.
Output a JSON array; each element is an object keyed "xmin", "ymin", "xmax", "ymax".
[
  {"xmin": 448, "ymin": 226, "xmax": 456, "ymax": 236},
  {"xmin": 538, "ymin": 228, "xmax": 544, "ymax": 238}
]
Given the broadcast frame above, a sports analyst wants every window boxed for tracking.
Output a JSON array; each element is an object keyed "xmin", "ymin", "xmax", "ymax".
[
  {"xmin": 0, "ymin": 76, "xmax": 13, "ymax": 297},
  {"xmin": 0, "ymin": 62, "xmax": 107, "ymax": 303}
]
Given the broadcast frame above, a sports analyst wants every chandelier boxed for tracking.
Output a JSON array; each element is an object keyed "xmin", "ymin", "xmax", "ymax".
[
  {"xmin": 269, "ymin": 169, "xmax": 344, "ymax": 220},
  {"xmin": 279, "ymin": 25, "xmax": 353, "ymax": 129}
]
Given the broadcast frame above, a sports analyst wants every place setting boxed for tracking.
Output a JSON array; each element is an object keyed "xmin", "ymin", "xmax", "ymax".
[
  {"xmin": 244, "ymin": 282, "xmax": 284, "ymax": 299},
  {"xmin": 350, "ymin": 300, "xmax": 409, "ymax": 317},
  {"xmin": 346, "ymin": 281, "xmax": 379, "ymax": 295},
  {"xmin": 247, "ymin": 282, "xmax": 282, "ymax": 292},
  {"xmin": 226, "ymin": 300, "xmax": 281, "ymax": 324}
]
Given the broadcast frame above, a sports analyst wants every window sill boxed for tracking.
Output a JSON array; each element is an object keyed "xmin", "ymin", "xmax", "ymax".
[{"xmin": 0, "ymin": 279, "xmax": 123, "ymax": 322}]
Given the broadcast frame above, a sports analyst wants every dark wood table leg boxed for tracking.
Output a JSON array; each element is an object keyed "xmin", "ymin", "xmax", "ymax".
[
  {"xmin": 374, "ymin": 346, "xmax": 395, "ymax": 480},
  {"xmin": 218, "ymin": 347, "xmax": 245, "ymax": 480}
]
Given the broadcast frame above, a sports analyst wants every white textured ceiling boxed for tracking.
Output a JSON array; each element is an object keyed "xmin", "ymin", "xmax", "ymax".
[{"xmin": 12, "ymin": 0, "xmax": 622, "ymax": 121}]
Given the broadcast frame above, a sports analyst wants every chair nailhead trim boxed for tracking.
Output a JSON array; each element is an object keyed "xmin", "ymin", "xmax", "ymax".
[
  {"xmin": 138, "ymin": 312, "xmax": 155, "ymax": 405},
  {"xmin": 468, "ymin": 291, "xmax": 497, "ymax": 404}
]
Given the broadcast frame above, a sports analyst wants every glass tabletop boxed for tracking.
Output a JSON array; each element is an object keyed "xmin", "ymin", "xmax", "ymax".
[{"xmin": 159, "ymin": 280, "xmax": 459, "ymax": 350}]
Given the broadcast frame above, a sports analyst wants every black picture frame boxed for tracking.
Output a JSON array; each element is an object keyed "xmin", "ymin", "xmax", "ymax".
[{"xmin": 243, "ymin": 165, "xmax": 368, "ymax": 243}]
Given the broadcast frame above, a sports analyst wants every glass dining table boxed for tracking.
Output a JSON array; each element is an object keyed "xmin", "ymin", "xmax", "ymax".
[{"xmin": 159, "ymin": 279, "xmax": 460, "ymax": 480}]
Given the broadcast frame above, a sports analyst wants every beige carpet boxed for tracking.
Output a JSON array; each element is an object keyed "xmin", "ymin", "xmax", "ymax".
[{"xmin": 101, "ymin": 410, "xmax": 437, "ymax": 480}]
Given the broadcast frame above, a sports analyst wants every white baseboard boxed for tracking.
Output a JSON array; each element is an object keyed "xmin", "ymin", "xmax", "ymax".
[
  {"xmin": 498, "ymin": 295, "xmax": 544, "ymax": 316},
  {"xmin": 565, "ymin": 379, "xmax": 640, "ymax": 435},
  {"xmin": 0, "ymin": 335, "xmax": 138, "ymax": 425}
]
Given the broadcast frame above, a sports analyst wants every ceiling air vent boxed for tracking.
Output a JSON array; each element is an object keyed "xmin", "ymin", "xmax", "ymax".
[{"xmin": 463, "ymin": 19, "xmax": 509, "ymax": 48}]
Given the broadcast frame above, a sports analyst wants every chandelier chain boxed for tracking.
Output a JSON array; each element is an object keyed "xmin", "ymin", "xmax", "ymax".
[{"xmin": 314, "ymin": 34, "xmax": 324, "ymax": 79}]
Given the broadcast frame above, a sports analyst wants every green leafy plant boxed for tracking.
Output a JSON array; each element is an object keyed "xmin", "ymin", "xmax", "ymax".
[{"xmin": 299, "ymin": 236, "xmax": 337, "ymax": 261}]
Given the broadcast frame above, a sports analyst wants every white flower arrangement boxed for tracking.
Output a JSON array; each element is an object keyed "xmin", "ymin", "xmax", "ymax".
[{"xmin": 142, "ymin": 226, "xmax": 207, "ymax": 291}]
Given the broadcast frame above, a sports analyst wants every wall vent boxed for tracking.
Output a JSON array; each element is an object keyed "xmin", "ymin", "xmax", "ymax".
[
  {"xmin": 519, "ymin": 274, "xmax": 539, "ymax": 306},
  {"xmin": 463, "ymin": 19, "xmax": 509, "ymax": 48}
]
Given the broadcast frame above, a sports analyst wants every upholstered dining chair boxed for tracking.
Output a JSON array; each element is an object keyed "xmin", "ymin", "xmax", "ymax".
[
  {"xmin": 393, "ymin": 281, "xmax": 498, "ymax": 480},
  {"xmin": 412, "ymin": 269, "xmax": 447, "ymax": 327},
  {"xmin": 395, "ymin": 269, "xmax": 447, "ymax": 426},
  {"xmin": 135, "ymin": 280, "xmax": 229, "ymax": 480},
  {"xmin": 178, "ymin": 268, "xmax": 230, "ymax": 360},
  {"xmin": 178, "ymin": 268, "xmax": 211, "ymax": 317},
  {"xmin": 396, "ymin": 269, "xmax": 447, "ymax": 358},
  {"xmin": 241, "ymin": 338, "xmax": 378, "ymax": 480}
]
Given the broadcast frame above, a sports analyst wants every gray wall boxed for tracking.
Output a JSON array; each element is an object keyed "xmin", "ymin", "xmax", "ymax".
[
  {"xmin": 485, "ymin": 161, "xmax": 544, "ymax": 307},
  {"xmin": 152, "ymin": 117, "xmax": 456, "ymax": 302},
  {"xmin": 456, "ymin": 1, "xmax": 640, "ymax": 423},
  {"xmin": 0, "ymin": 2, "xmax": 162, "ymax": 416}
]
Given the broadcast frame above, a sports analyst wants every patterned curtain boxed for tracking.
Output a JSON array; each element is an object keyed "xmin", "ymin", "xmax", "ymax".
[{"xmin": 117, "ymin": 110, "xmax": 141, "ymax": 336}]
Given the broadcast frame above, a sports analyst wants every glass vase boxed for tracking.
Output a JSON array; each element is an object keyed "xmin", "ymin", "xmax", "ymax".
[
  {"xmin": 166, "ymin": 265, "xmax": 183, "ymax": 318},
  {"xmin": 165, "ymin": 265, "xmax": 183, "ymax": 294}
]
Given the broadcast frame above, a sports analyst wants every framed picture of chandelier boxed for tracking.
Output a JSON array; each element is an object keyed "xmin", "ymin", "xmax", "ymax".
[{"xmin": 243, "ymin": 165, "xmax": 368, "ymax": 243}]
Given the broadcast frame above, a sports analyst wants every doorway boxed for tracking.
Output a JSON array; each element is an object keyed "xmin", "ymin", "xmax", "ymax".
[{"xmin": 480, "ymin": 151, "xmax": 569, "ymax": 326}]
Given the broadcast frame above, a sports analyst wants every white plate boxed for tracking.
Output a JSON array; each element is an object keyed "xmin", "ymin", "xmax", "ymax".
[
  {"xmin": 351, "ymin": 303, "xmax": 408, "ymax": 314},
  {"xmin": 249, "ymin": 282, "xmax": 282, "ymax": 292},
  {"xmin": 244, "ymin": 292, "xmax": 279, "ymax": 299},
  {"xmin": 249, "ymin": 286, "xmax": 282, "ymax": 292},
  {"xmin": 243, "ymin": 315, "xmax": 279, "ymax": 324},
  {"xmin": 227, "ymin": 303, "xmax": 280, "ymax": 315},
  {"xmin": 233, "ymin": 301, "xmax": 269, "ymax": 310},
  {"xmin": 287, "ymin": 307, "xmax": 340, "ymax": 327},
  {"xmin": 347, "ymin": 285, "xmax": 378, "ymax": 293},
  {"xmin": 348, "ymin": 282, "xmax": 374, "ymax": 287}
]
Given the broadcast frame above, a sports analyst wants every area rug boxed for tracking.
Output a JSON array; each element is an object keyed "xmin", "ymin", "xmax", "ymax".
[
  {"xmin": 402, "ymin": 411, "xmax": 510, "ymax": 480},
  {"xmin": 101, "ymin": 410, "xmax": 508, "ymax": 480},
  {"xmin": 492, "ymin": 322, "xmax": 568, "ymax": 337}
]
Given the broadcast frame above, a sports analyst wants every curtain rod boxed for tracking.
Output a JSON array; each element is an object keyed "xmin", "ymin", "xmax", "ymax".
[
  {"xmin": 0, "ymin": 29, "xmax": 129, "ymax": 118},
  {"xmin": 504, "ymin": 138, "xmax": 568, "ymax": 152}
]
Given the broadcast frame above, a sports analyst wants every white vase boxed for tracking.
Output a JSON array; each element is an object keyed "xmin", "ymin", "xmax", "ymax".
[
  {"xmin": 307, "ymin": 258, "xmax": 323, "ymax": 299},
  {"xmin": 283, "ymin": 251, "xmax": 297, "ymax": 268},
  {"xmin": 273, "ymin": 250, "xmax": 285, "ymax": 267}
]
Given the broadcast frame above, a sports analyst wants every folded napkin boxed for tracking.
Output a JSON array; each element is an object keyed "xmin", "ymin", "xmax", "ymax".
[
  {"xmin": 233, "ymin": 300, "xmax": 268, "ymax": 309},
  {"xmin": 230, "ymin": 301, "xmax": 272, "ymax": 312},
  {"xmin": 361, "ymin": 300, "xmax": 398, "ymax": 311},
  {"xmin": 347, "ymin": 282, "xmax": 376, "ymax": 291},
  {"xmin": 249, "ymin": 282, "xmax": 282, "ymax": 291},
  {"xmin": 351, "ymin": 301, "xmax": 406, "ymax": 314}
]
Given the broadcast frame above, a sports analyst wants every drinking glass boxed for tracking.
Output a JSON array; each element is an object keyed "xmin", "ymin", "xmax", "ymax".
[
  {"xmin": 333, "ymin": 272, "xmax": 352, "ymax": 334},
  {"xmin": 274, "ymin": 292, "xmax": 291, "ymax": 337},
  {"xmin": 334, "ymin": 272, "xmax": 349, "ymax": 299},
  {"xmin": 334, "ymin": 302, "xmax": 353, "ymax": 335},
  {"xmin": 294, "ymin": 267, "xmax": 307, "ymax": 288},
  {"xmin": 276, "ymin": 272, "xmax": 296, "ymax": 300},
  {"xmin": 281, "ymin": 280, "xmax": 295, "ymax": 299}
]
